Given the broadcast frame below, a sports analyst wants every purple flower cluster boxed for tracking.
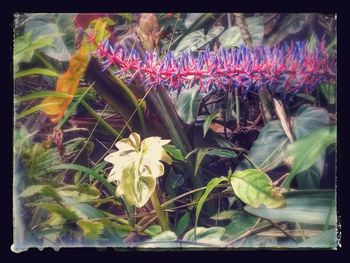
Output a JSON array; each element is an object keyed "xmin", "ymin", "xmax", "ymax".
[{"xmin": 92, "ymin": 38, "xmax": 336, "ymax": 96}]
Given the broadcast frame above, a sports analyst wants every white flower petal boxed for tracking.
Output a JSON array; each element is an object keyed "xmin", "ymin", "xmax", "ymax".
[{"xmin": 115, "ymin": 132, "xmax": 141, "ymax": 152}]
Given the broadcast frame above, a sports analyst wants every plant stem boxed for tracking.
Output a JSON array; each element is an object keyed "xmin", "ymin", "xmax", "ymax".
[
  {"xmin": 235, "ymin": 88, "xmax": 240, "ymax": 129},
  {"xmin": 150, "ymin": 189, "xmax": 170, "ymax": 231},
  {"xmin": 259, "ymin": 86, "xmax": 273, "ymax": 123},
  {"xmin": 80, "ymin": 99, "xmax": 122, "ymax": 137}
]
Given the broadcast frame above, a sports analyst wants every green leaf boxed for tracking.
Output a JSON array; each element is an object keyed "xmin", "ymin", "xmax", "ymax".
[
  {"xmin": 77, "ymin": 219, "xmax": 104, "ymax": 239},
  {"xmin": 195, "ymin": 177, "xmax": 228, "ymax": 231},
  {"xmin": 50, "ymin": 163, "xmax": 115, "ymax": 195},
  {"xmin": 244, "ymin": 190, "xmax": 336, "ymax": 225},
  {"xmin": 238, "ymin": 105, "xmax": 331, "ymax": 175},
  {"xmin": 265, "ymin": 14, "xmax": 316, "ymax": 46},
  {"xmin": 16, "ymin": 102, "xmax": 62, "ymax": 119},
  {"xmin": 194, "ymin": 147, "xmax": 237, "ymax": 177},
  {"xmin": 230, "ymin": 169, "xmax": 286, "ymax": 208},
  {"xmin": 238, "ymin": 120, "xmax": 288, "ymax": 171},
  {"xmin": 24, "ymin": 14, "xmax": 71, "ymax": 61},
  {"xmin": 15, "ymin": 67, "xmax": 59, "ymax": 78},
  {"xmin": 175, "ymin": 212, "xmax": 191, "ymax": 237},
  {"xmin": 296, "ymin": 159, "xmax": 324, "ymax": 189},
  {"xmin": 41, "ymin": 185, "xmax": 63, "ymax": 203},
  {"xmin": 174, "ymin": 26, "xmax": 224, "ymax": 56},
  {"xmin": 295, "ymin": 93, "xmax": 316, "ymax": 102},
  {"xmin": 183, "ymin": 227, "xmax": 226, "ymax": 245},
  {"xmin": 206, "ymin": 148, "xmax": 237, "ymax": 158},
  {"xmin": 203, "ymin": 111, "xmax": 218, "ymax": 138},
  {"xmin": 20, "ymin": 185, "xmax": 46, "ymax": 197},
  {"xmin": 194, "ymin": 148, "xmax": 209, "ymax": 176},
  {"xmin": 296, "ymin": 228, "xmax": 337, "ymax": 248},
  {"xmin": 169, "ymin": 13, "xmax": 215, "ymax": 51},
  {"xmin": 224, "ymin": 211, "xmax": 259, "ymax": 240},
  {"xmin": 56, "ymin": 85, "xmax": 92, "ymax": 129},
  {"xmin": 61, "ymin": 196, "xmax": 123, "ymax": 243},
  {"xmin": 34, "ymin": 202, "xmax": 79, "ymax": 221},
  {"xmin": 320, "ymin": 84, "xmax": 336, "ymax": 104},
  {"xmin": 164, "ymin": 169, "xmax": 185, "ymax": 198},
  {"xmin": 145, "ymin": 225, "xmax": 162, "ymax": 237},
  {"xmin": 14, "ymin": 31, "xmax": 56, "ymax": 72},
  {"xmin": 163, "ymin": 145, "xmax": 185, "ymax": 161},
  {"xmin": 219, "ymin": 16, "xmax": 264, "ymax": 48},
  {"xmin": 15, "ymin": 91, "xmax": 74, "ymax": 104},
  {"xmin": 173, "ymin": 85, "xmax": 205, "ymax": 125},
  {"xmin": 283, "ymin": 126, "xmax": 336, "ymax": 189},
  {"xmin": 139, "ymin": 231, "xmax": 178, "ymax": 248}
]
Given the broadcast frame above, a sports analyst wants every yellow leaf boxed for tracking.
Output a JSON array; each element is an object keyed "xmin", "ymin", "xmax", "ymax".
[{"xmin": 41, "ymin": 18, "xmax": 109, "ymax": 123}]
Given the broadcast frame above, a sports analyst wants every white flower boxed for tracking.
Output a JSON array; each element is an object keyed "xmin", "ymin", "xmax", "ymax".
[{"xmin": 104, "ymin": 132, "xmax": 172, "ymax": 207}]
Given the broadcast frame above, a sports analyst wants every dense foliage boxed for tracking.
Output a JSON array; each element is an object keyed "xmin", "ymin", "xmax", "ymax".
[{"xmin": 13, "ymin": 13, "xmax": 337, "ymax": 250}]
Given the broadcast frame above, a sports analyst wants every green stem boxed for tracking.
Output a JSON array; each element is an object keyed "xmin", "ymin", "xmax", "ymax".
[
  {"xmin": 80, "ymin": 99, "xmax": 122, "ymax": 137},
  {"xmin": 150, "ymin": 190, "xmax": 169, "ymax": 231},
  {"xmin": 112, "ymin": 73, "xmax": 147, "ymax": 136},
  {"xmin": 235, "ymin": 88, "xmax": 240, "ymax": 129}
]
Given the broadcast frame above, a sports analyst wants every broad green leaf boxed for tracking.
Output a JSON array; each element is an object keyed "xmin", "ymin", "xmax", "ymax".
[
  {"xmin": 292, "ymin": 105, "xmax": 330, "ymax": 139},
  {"xmin": 14, "ymin": 31, "xmax": 56, "ymax": 72},
  {"xmin": 184, "ymin": 13, "xmax": 203, "ymax": 29},
  {"xmin": 296, "ymin": 228, "xmax": 337, "ymax": 248},
  {"xmin": 183, "ymin": 227, "xmax": 226, "ymax": 245},
  {"xmin": 244, "ymin": 190, "xmax": 336, "ymax": 225},
  {"xmin": 174, "ymin": 26, "xmax": 224, "ymax": 56},
  {"xmin": 219, "ymin": 16, "xmax": 264, "ymax": 48},
  {"xmin": 237, "ymin": 121, "xmax": 288, "ymax": 171},
  {"xmin": 139, "ymin": 231, "xmax": 178, "ymax": 248},
  {"xmin": 223, "ymin": 211, "xmax": 259, "ymax": 240},
  {"xmin": 230, "ymin": 169, "xmax": 285, "ymax": 208},
  {"xmin": 203, "ymin": 111, "xmax": 218, "ymax": 138},
  {"xmin": 320, "ymin": 84, "xmax": 336, "ymax": 104},
  {"xmin": 24, "ymin": 14, "xmax": 71, "ymax": 61},
  {"xmin": 77, "ymin": 220, "xmax": 104, "ymax": 239},
  {"xmin": 209, "ymin": 210, "xmax": 239, "ymax": 221},
  {"xmin": 175, "ymin": 212, "xmax": 191, "ymax": 237},
  {"xmin": 163, "ymin": 145, "xmax": 185, "ymax": 161},
  {"xmin": 283, "ymin": 126, "xmax": 336, "ymax": 189},
  {"xmin": 238, "ymin": 105, "xmax": 331, "ymax": 182},
  {"xmin": 169, "ymin": 13, "xmax": 215, "ymax": 51},
  {"xmin": 15, "ymin": 68, "xmax": 59, "ymax": 79},
  {"xmin": 173, "ymin": 85, "xmax": 205, "ymax": 125},
  {"xmin": 296, "ymin": 159, "xmax": 324, "ymax": 189},
  {"xmin": 265, "ymin": 14, "xmax": 316, "ymax": 46},
  {"xmin": 195, "ymin": 177, "xmax": 228, "ymax": 231},
  {"xmin": 164, "ymin": 169, "xmax": 185, "ymax": 198}
]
